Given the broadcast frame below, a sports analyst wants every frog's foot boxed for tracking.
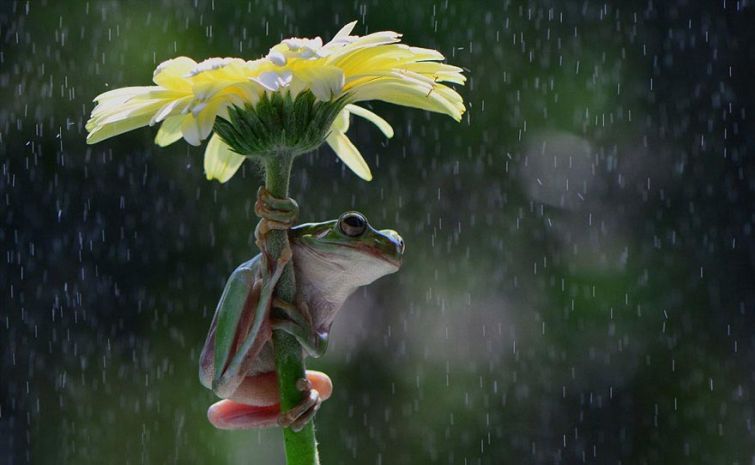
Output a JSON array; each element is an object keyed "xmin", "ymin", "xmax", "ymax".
[
  {"xmin": 207, "ymin": 371, "xmax": 332, "ymax": 430},
  {"xmin": 254, "ymin": 186, "xmax": 299, "ymax": 250},
  {"xmin": 271, "ymin": 297, "xmax": 329, "ymax": 358},
  {"xmin": 278, "ymin": 378, "xmax": 322, "ymax": 432}
]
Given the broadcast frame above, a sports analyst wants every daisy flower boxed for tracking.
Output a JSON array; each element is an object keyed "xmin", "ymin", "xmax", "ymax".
[{"xmin": 86, "ymin": 21, "xmax": 465, "ymax": 182}]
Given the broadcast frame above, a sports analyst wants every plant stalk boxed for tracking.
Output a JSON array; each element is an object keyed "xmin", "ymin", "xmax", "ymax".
[{"xmin": 263, "ymin": 152, "xmax": 319, "ymax": 465}]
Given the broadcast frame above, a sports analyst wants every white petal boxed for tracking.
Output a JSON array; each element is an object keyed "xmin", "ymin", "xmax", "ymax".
[
  {"xmin": 332, "ymin": 21, "xmax": 358, "ymax": 41},
  {"xmin": 278, "ymin": 70, "xmax": 293, "ymax": 87},
  {"xmin": 150, "ymin": 96, "xmax": 191, "ymax": 125},
  {"xmin": 204, "ymin": 134, "xmax": 246, "ymax": 183},
  {"xmin": 180, "ymin": 114, "xmax": 202, "ymax": 146},
  {"xmin": 267, "ymin": 50, "xmax": 287, "ymax": 66},
  {"xmin": 255, "ymin": 72, "xmax": 281, "ymax": 90},
  {"xmin": 154, "ymin": 115, "xmax": 184, "ymax": 147},
  {"xmin": 326, "ymin": 132, "xmax": 372, "ymax": 181},
  {"xmin": 92, "ymin": 86, "xmax": 158, "ymax": 104},
  {"xmin": 196, "ymin": 100, "xmax": 225, "ymax": 141},
  {"xmin": 189, "ymin": 57, "xmax": 245, "ymax": 77},
  {"xmin": 345, "ymin": 104, "xmax": 394, "ymax": 138},
  {"xmin": 300, "ymin": 66, "xmax": 344, "ymax": 101},
  {"xmin": 252, "ymin": 70, "xmax": 292, "ymax": 91}
]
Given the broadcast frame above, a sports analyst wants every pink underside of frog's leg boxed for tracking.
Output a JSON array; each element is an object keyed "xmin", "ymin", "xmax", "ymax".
[{"xmin": 207, "ymin": 370, "xmax": 333, "ymax": 430}]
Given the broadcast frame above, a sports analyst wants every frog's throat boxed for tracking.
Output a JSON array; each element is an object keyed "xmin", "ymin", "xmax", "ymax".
[
  {"xmin": 291, "ymin": 243, "xmax": 358, "ymax": 309},
  {"xmin": 291, "ymin": 241, "xmax": 397, "ymax": 330}
]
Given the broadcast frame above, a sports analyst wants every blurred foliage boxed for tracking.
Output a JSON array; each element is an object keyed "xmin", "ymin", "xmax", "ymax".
[{"xmin": 1, "ymin": 0, "xmax": 754, "ymax": 464}]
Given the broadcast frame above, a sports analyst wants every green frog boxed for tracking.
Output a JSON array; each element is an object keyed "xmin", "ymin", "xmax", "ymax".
[{"xmin": 199, "ymin": 195, "xmax": 404, "ymax": 431}]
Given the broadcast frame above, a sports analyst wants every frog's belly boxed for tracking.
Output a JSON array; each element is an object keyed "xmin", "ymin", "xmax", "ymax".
[
  {"xmin": 249, "ymin": 342, "xmax": 277, "ymax": 376},
  {"xmin": 248, "ymin": 341, "xmax": 308, "ymax": 377}
]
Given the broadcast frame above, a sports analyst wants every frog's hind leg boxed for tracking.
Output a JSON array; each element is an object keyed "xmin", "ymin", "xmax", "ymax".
[
  {"xmin": 199, "ymin": 258, "xmax": 262, "ymax": 396},
  {"xmin": 207, "ymin": 371, "xmax": 333, "ymax": 430}
]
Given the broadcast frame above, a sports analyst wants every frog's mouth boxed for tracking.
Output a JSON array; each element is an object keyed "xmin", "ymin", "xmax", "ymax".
[
  {"xmin": 356, "ymin": 243, "xmax": 402, "ymax": 268},
  {"xmin": 297, "ymin": 240, "xmax": 402, "ymax": 270},
  {"xmin": 342, "ymin": 231, "xmax": 404, "ymax": 269},
  {"xmin": 339, "ymin": 243, "xmax": 402, "ymax": 268}
]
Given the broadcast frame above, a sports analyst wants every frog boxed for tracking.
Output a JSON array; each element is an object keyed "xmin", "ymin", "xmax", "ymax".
[{"xmin": 199, "ymin": 188, "xmax": 404, "ymax": 431}]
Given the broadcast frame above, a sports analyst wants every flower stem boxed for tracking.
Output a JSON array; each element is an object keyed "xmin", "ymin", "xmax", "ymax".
[{"xmin": 263, "ymin": 152, "xmax": 319, "ymax": 465}]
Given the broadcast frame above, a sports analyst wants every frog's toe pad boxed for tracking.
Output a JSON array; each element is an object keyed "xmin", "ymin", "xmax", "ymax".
[{"xmin": 207, "ymin": 400, "xmax": 280, "ymax": 430}]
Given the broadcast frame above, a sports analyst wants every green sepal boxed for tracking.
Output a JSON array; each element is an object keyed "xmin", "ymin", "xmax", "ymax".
[{"xmin": 214, "ymin": 91, "xmax": 349, "ymax": 158}]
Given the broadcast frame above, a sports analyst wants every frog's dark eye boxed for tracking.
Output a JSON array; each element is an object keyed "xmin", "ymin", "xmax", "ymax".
[{"xmin": 338, "ymin": 212, "xmax": 367, "ymax": 237}]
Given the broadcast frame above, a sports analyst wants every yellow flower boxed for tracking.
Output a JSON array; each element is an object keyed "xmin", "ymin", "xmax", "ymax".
[{"xmin": 85, "ymin": 21, "xmax": 465, "ymax": 182}]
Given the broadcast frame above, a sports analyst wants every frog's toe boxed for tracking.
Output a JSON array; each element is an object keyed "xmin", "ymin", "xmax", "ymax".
[
  {"xmin": 277, "ymin": 372, "xmax": 333, "ymax": 431},
  {"xmin": 255, "ymin": 186, "xmax": 299, "ymax": 225},
  {"xmin": 207, "ymin": 400, "xmax": 280, "ymax": 430},
  {"xmin": 278, "ymin": 389, "xmax": 320, "ymax": 432}
]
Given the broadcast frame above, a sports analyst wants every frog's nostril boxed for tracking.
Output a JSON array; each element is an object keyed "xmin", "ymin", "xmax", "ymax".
[{"xmin": 382, "ymin": 229, "xmax": 405, "ymax": 255}]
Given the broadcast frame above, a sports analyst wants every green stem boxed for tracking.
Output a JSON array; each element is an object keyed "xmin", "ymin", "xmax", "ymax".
[{"xmin": 263, "ymin": 152, "xmax": 319, "ymax": 465}]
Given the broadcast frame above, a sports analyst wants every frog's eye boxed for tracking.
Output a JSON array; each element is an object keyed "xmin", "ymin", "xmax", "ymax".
[{"xmin": 338, "ymin": 212, "xmax": 367, "ymax": 237}]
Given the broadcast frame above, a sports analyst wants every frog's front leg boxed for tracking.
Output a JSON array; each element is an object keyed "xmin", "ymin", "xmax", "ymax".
[
  {"xmin": 207, "ymin": 370, "xmax": 333, "ymax": 430},
  {"xmin": 255, "ymin": 185, "xmax": 328, "ymax": 358},
  {"xmin": 254, "ymin": 185, "xmax": 299, "ymax": 251}
]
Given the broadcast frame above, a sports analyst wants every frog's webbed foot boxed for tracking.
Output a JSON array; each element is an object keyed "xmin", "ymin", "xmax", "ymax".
[
  {"xmin": 254, "ymin": 186, "xmax": 299, "ymax": 252},
  {"xmin": 271, "ymin": 298, "xmax": 329, "ymax": 358},
  {"xmin": 278, "ymin": 378, "xmax": 322, "ymax": 432}
]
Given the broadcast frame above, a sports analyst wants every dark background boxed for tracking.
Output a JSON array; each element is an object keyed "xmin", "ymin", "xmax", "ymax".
[{"xmin": 2, "ymin": 0, "xmax": 754, "ymax": 464}]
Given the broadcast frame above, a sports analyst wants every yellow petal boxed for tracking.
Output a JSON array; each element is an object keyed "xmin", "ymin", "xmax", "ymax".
[
  {"xmin": 92, "ymin": 86, "xmax": 160, "ymax": 104},
  {"xmin": 86, "ymin": 113, "xmax": 154, "ymax": 144},
  {"xmin": 331, "ymin": 108, "xmax": 350, "ymax": 133},
  {"xmin": 325, "ymin": 132, "xmax": 372, "ymax": 181},
  {"xmin": 155, "ymin": 115, "xmax": 184, "ymax": 147},
  {"xmin": 404, "ymin": 62, "xmax": 467, "ymax": 84},
  {"xmin": 195, "ymin": 99, "xmax": 226, "ymax": 141},
  {"xmin": 204, "ymin": 133, "xmax": 246, "ymax": 183},
  {"xmin": 92, "ymin": 99, "xmax": 167, "ymax": 127},
  {"xmin": 153, "ymin": 56, "xmax": 196, "ymax": 90},
  {"xmin": 150, "ymin": 96, "xmax": 193, "ymax": 125},
  {"xmin": 89, "ymin": 97, "xmax": 182, "ymax": 131},
  {"xmin": 351, "ymin": 78, "xmax": 464, "ymax": 121},
  {"xmin": 306, "ymin": 66, "xmax": 344, "ymax": 101},
  {"xmin": 406, "ymin": 46, "xmax": 445, "ymax": 61},
  {"xmin": 346, "ymin": 104, "xmax": 394, "ymax": 138},
  {"xmin": 284, "ymin": 64, "xmax": 344, "ymax": 101},
  {"xmin": 180, "ymin": 114, "xmax": 202, "ymax": 146}
]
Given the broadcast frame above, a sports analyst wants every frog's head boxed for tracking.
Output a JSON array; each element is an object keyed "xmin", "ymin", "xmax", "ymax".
[{"xmin": 290, "ymin": 212, "xmax": 404, "ymax": 289}]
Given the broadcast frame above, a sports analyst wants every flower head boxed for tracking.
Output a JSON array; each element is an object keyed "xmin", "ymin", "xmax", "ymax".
[{"xmin": 86, "ymin": 21, "xmax": 466, "ymax": 182}]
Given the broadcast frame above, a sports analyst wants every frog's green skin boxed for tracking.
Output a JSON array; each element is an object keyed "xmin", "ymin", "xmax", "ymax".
[{"xmin": 199, "ymin": 212, "xmax": 403, "ymax": 430}]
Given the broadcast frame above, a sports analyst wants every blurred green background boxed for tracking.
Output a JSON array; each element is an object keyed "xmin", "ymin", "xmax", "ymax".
[{"xmin": 2, "ymin": 1, "xmax": 754, "ymax": 464}]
